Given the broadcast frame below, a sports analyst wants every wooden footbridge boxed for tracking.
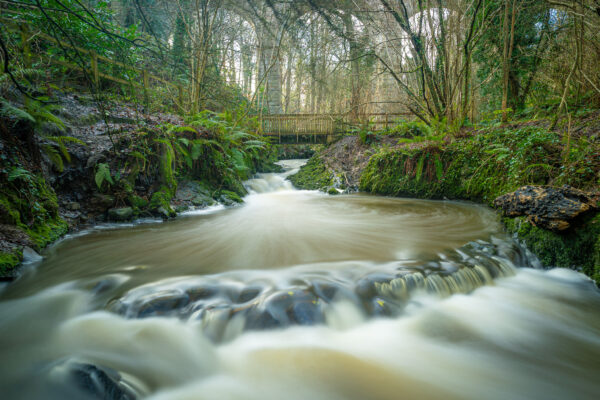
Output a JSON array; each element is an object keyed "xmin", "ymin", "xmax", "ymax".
[{"xmin": 258, "ymin": 113, "xmax": 411, "ymax": 144}]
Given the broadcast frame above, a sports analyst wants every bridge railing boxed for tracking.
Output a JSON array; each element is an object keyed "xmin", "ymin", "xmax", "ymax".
[{"xmin": 259, "ymin": 113, "xmax": 412, "ymax": 139}]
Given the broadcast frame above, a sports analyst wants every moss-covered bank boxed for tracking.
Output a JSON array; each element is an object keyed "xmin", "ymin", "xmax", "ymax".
[
  {"xmin": 295, "ymin": 123, "xmax": 600, "ymax": 284},
  {"xmin": 288, "ymin": 156, "xmax": 334, "ymax": 190},
  {"xmin": 503, "ymin": 215, "xmax": 600, "ymax": 283}
]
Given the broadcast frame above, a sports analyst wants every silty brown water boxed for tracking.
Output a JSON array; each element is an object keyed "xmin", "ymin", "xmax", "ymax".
[{"xmin": 0, "ymin": 160, "xmax": 599, "ymax": 400}]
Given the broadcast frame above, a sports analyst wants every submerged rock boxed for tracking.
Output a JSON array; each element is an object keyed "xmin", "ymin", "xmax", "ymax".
[
  {"xmin": 494, "ymin": 185, "xmax": 599, "ymax": 231},
  {"xmin": 130, "ymin": 290, "xmax": 190, "ymax": 318},
  {"xmin": 244, "ymin": 289, "xmax": 323, "ymax": 330},
  {"xmin": 46, "ymin": 360, "xmax": 139, "ymax": 400},
  {"xmin": 22, "ymin": 246, "xmax": 42, "ymax": 264},
  {"xmin": 69, "ymin": 363, "xmax": 137, "ymax": 400}
]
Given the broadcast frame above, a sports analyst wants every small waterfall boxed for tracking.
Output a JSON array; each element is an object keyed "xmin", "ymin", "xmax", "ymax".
[{"xmin": 244, "ymin": 159, "xmax": 306, "ymax": 194}]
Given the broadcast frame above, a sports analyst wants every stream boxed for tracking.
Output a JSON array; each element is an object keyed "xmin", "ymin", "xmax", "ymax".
[{"xmin": 1, "ymin": 159, "xmax": 599, "ymax": 400}]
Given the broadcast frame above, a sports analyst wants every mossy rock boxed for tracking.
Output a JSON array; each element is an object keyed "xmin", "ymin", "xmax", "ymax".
[
  {"xmin": 288, "ymin": 157, "xmax": 334, "ymax": 191},
  {"xmin": 108, "ymin": 207, "xmax": 134, "ymax": 221},
  {"xmin": 128, "ymin": 194, "xmax": 149, "ymax": 209},
  {"xmin": 191, "ymin": 194, "xmax": 216, "ymax": 207},
  {"xmin": 0, "ymin": 249, "xmax": 23, "ymax": 276},
  {"xmin": 158, "ymin": 142, "xmax": 177, "ymax": 195},
  {"xmin": 0, "ymin": 194, "xmax": 22, "ymax": 225},
  {"xmin": 24, "ymin": 217, "xmax": 69, "ymax": 251},
  {"xmin": 258, "ymin": 162, "xmax": 285, "ymax": 173},
  {"xmin": 219, "ymin": 190, "xmax": 243, "ymax": 205},
  {"xmin": 504, "ymin": 214, "xmax": 600, "ymax": 285},
  {"xmin": 150, "ymin": 187, "xmax": 176, "ymax": 218}
]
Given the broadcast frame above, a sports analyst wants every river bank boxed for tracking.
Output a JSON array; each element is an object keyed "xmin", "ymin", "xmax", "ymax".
[
  {"xmin": 289, "ymin": 117, "xmax": 600, "ymax": 284},
  {"xmin": 0, "ymin": 94, "xmax": 279, "ymax": 277}
]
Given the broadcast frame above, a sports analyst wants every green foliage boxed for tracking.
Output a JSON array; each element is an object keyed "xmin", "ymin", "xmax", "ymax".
[
  {"xmin": 0, "ymin": 249, "xmax": 23, "ymax": 275},
  {"xmin": 360, "ymin": 125, "xmax": 598, "ymax": 203},
  {"xmin": 7, "ymin": 167, "xmax": 34, "ymax": 183},
  {"xmin": 348, "ymin": 124, "xmax": 377, "ymax": 145},
  {"xmin": 388, "ymin": 120, "xmax": 432, "ymax": 137},
  {"xmin": 0, "ymin": 149, "xmax": 67, "ymax": 253},
  {"xmin": 95, "ymin": 163, "xmax": 114, "ymax": 189},
  {"xmin": 0, "ymin": 99, "xmax": 36, "ymax": 123}
]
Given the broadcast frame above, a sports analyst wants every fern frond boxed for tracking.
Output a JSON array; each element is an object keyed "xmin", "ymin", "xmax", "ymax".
[
  {"xmin": 0, "ymin": 100, "xmax": 35, "ymax": 123},
  {"xmin": 7, "ymin": 167, "xmax": 34, "ymax": 183},
  {"xmin": 95, "ymin": 163, "xmax": 114, "ymax": 189},
  {"xmin": 42, "ymin": 145, "xmax": 64, "ymax": 173}
]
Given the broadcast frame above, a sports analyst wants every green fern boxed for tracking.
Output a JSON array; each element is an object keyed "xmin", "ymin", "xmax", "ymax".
[
  {"xmin": 168, "ymin": 125, "xmax": 197, "ymax": 135},
  {"xmin": 47, "ymin": 136, "xmax": 86, "ymax": 163},
  {"xmin": 95, "ymin": 163, "xmax": 114, "ymax": 189},
  {"xmin": 0, "ymin": 100, "xmax": 36, "ymax": 123},
  {"xmin": 7, "ymin": 167, "xmax": 34, "ymax": 183},
  {"xmin": 42, "ymin": 145, "xmax": 64, "ymax": 172}
]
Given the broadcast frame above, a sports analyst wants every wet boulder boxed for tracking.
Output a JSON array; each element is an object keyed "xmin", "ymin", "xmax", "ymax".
[
  {"xmin": 128, "ymin": 290, "xmax": 190, "ymax": 318},
  {"xmin": 494, "ymin": 185, "xmax": 599, "ymax": 231},
  {"xmin": 46, "ymin": 360, "xmax": 139, "ymax": 400},
  {"xmin": 89, "ymin": 194, "xmax": 115, "ymax": 213},
  {"xmin": 191, "ymin": 194, "xmax": 216, "ymax": 207},
  {"xmin": 244, "ymin": 289, "xmax": 324, "ymax": 330},
  {"xmin": 237, "ymin": 285, "xmax": 263, "ymax": 303},
  {"xmin": 184, "ymin": 284, "xmax": 220, "ymax": 302},
  {"xmin": 369, "ymin": 297, "xmax": 394, "ymax": 317},
  {"xmin": 69, "ymin": 362, "xmax": 137, "ymax": 400},
  {"xmin": 175, "ymin": 180, "xmax": 216, "ymax": 208},
  {"xmin": 355, "ymin": 272, "xmax": 396, "ymax": 300},
  {"xmin": 108, "ymin": 207, "xmax": 134, "ymax": 221},
  {"xmin": 288, "ymin": 299, "xmax": 324, "ymax": 325}
]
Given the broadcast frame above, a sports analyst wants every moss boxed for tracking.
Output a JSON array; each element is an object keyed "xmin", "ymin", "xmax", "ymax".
[
  {"xmin": 0, "ymin": 194, "xmax": 22, "ymax": 225},
  {"xmin": 288, "ymin": 156, "xmax": 334, "ymax": 190},
  {"xmin": 224, "ymin": 178, "xmax": 248, "ymax": 197},
  {"xmin": 360, "ymin": 125, "xmax": 598, "ymax": 205},
  {"xmin": 150, "ymin": 186, "xmax": 176, "ymax": 217},
  {"xmin": 504, "ymin": 215, "xmax": 600, "ymax": 285},
  {"xmin": 0, "ymin": 249, "xmax": 23, "ymax": 275},
  {"xmin": 159, "ymin": 142, "xmax": 177, "ymax": 197},
  {"xmin": 219, "ymin": 190, "xmax": 243, "ymax": 205},
  {"xmin": 128, "ymin": 194, "xmax": 149, "ymax": 209},
  {"xmin": 24, "ymin": 217, "xmax": 69, "ymax": 250}
]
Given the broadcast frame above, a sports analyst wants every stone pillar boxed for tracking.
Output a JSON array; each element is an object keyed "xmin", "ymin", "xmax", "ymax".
[{"xmin": 256, "ymin": 22, "xmax": 283, "ymax": 114}]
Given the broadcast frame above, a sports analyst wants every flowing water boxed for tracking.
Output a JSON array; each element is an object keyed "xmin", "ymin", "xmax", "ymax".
[{"xmin": 1, "ymin": 159, "xmax": 599, "ymax": 400}]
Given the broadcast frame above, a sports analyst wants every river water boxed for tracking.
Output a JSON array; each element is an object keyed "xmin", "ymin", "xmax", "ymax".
[{"xmin": 1, "ymin": 159, "xmax": 599, "ymax": 400}]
